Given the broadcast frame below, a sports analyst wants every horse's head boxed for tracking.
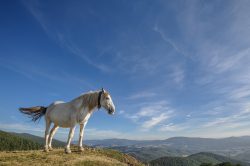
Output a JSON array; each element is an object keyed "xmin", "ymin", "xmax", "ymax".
[{"xmin": 99, "ymin": 88, "xmax": 115, "ymax": 115}]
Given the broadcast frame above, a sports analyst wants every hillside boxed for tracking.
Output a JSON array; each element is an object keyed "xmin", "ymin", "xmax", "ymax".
[
  {"xmin": 0, "ymin": 130, "xmax": 42, "ymax": 151},
  {"xmin": 0, "ymin": 147, "xmax": 144, "ymax": 166},
  {"xmin": 149, "ymin": 152, "xmax": 249, "ymax": 166},
  {"xmin": 235, "ymin": 150, "xmax": 250, "ymax": 163},
  {"xmin": 0, "ymin": 130, "xmax": 66, "ymax": 151},
  {"xmin": 150, "ymin": 156, "xmax": 199, "ymax": 166},
  {"xmin": 111, "ymin": 145, "xmax": 191, "ymax": 162},
  {"xmin": 11, "ymin": 132, "xmax": 65, "ymax": 147}
]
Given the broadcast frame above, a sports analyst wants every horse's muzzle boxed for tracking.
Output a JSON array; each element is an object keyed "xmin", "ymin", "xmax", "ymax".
[{"xmin": 108, "ymin": 109, "xmax": 115, "ymax": 115}]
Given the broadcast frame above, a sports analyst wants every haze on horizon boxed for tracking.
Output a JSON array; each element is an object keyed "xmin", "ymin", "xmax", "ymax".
[{"xmin": 1, "ymin": 0, "xmax": 250, "ymax": 141}]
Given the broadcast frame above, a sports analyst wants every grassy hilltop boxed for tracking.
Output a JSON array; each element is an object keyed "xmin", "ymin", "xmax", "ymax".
[{"xmin": 0, "ymin": 147, "xmax": 144, "ymax": 166}]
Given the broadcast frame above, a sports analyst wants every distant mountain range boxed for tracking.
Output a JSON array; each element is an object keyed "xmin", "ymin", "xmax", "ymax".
[
  {"xmin": 83, "ymin": 136, "xmax": 250, "ymax": 149},
  {"xmin": 81, "ymin": 137, "xmax": 250, "ymax": 163}
]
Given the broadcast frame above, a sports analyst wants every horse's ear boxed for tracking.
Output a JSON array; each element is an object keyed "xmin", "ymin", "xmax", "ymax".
[{"xmin": 101, "ymin": 88, "xmax": 104, "ymax": 92}]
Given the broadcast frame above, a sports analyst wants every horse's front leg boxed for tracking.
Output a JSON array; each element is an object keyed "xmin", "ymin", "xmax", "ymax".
[
  {"xmin": 65, "ymin": 126, "xmax": 76, "ymax": 154},
  {"xmin": 78, "ymin": 122, "xmax": 87, "ymax": 152}
]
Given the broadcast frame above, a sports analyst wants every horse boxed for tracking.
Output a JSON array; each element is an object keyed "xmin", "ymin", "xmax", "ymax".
[{"xmin": 19, "ymin": 88, "xmax": 115, "ymax": 153}]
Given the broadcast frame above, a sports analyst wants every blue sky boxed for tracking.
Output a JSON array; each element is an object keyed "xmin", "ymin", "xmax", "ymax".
[{"xmin": 1, "ymin": 0, "xmax": 250, "ymax": 141}]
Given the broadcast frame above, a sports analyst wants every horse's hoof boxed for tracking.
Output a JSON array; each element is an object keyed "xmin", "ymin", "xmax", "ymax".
[
  {"xmin": 78, "ymin": 147, "xmax": 84, "ymax": 152},
  {"xmin": 44, "ymin": 148, "xmax": 49, "ymax": 152},
  {"xmin": 48, "ymin": 147, "xmax": 53, "ymax": 151},
  {"xmin": 65, "ymin": 148, "xmax": 71, "ymax": 154}
]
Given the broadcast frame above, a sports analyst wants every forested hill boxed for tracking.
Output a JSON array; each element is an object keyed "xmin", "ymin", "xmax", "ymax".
[
  {"xmin": 0, "ymin": 130, "xmax": 42, "ymax": 151},
  {"xmin": 0, "ymin": 130, "xmax": 65, "ymax": 151},
  {"xmin": 149, "ymin": 152, "xmax": 250, "ymax": 166},
  {"xmin": 11, "ymin": 132, "xmax": 65, "ymax": 147}
]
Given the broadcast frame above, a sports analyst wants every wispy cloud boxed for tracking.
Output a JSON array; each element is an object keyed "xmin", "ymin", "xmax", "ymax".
[
  {"xmin": 153, "ymin": 24, "xmax": 186, "ymax": 57},
  {"xmin": 0, "ymin": 60, "xmax": 94, "ymax": 89},
  {"xmin": 22, "ymin": 0, "xmax": 111, "ymax": 73},
  {"xmin": 203, "ymin": 105, "xmax": 250, "ymax": 128},
  {"xmin": 22, "ymin": 0, "xmax": 49, "ymax": 34},
  {"xmin": 127, "ymin": 91, "xmax": 156, "ymax": 100},
  {"xmin": 164, "ymin": 0, "xmax": 250, "ymax": 137},
  {"xmin": 207, "ymin": 47, "xmax": 250, "ymax": 74},
  {"xmin": 170, "ymin": 65, "xmax": 185, "ymax": 87},
  {"xmin": 59, "ymin": 39, "xmax": 112, "ymax": 73},
  {"xmin": 228, "ymin": 86, "xmax": 250, "ymax": 100},
  {"xmin": 159, "ymin": 123, "xmax": 187, "ymax": 132},
  {"xmin": 118, "ymin": 110, "xmax": 125, "ymax": 115},
  {"xmin": 123, "ymin": 101, "xmax": 175, "ymax": 131},
  {"xmin": 141, "ymin": 113, "xmax": 170, "ymax": 129},
  {"xmin": 132, "ymin": 101, "xmax": 171, "ymax": 118}
]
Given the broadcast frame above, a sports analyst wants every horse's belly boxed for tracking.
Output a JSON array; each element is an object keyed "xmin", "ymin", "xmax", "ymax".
[
  {"xmin": 56, "ymin": 121, "xmax": 73, "ymax": 128},
  {"xmin": 52, "ymin": 116, "xmax": 74, "ymax": 128}
]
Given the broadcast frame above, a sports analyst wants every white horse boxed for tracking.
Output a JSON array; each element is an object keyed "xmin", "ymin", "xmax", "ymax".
[{"xmin": 19, "ymin": 88, "xmax": 115, "ymax": 153}]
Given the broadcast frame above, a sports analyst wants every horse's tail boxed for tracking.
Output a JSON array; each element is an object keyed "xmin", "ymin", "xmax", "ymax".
[{"xmin": 19, "ymin": 106, "xmax": 47, "ymax": 122}]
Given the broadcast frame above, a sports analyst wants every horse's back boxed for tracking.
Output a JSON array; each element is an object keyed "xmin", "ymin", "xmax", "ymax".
[
  {"xmin": 46, "ymin": 101, "xmax": 65, "ymax": 116},
  {"xmin": 53, "ymin": 101, "xmax": 65, "ymax": 105}
]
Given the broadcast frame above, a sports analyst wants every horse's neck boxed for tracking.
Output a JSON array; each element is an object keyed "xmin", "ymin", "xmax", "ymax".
[
  {"xmin": 71, "ymin": 91, "xmax": 99, "ymax": 112},
  {"xmin": 70, "ymin": 92, "xmax": 99, "ymax": 123}
]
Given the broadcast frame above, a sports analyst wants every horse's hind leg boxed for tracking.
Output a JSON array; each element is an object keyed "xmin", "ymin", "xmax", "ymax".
[
  {"xmin": 65, "ymin": 126, "xmax": 76, "ymax": 154},
  {"xmin": 44, "ymin": 119, "xmax": 51, "ymax": 152},
  {"xmin": 48, "ymin": 124, "xmax": 59, "ymax": 151}
]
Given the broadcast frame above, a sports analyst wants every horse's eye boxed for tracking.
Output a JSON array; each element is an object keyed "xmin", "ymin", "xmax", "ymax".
[{"xmin": 106, "ymin": 97, "xmax": 109, "ymax": 100}]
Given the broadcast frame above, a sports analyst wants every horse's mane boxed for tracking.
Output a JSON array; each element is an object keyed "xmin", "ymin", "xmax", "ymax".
[{"xmin": 72, "ymin": 91, "xmax": 99, "ymax": 111}]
